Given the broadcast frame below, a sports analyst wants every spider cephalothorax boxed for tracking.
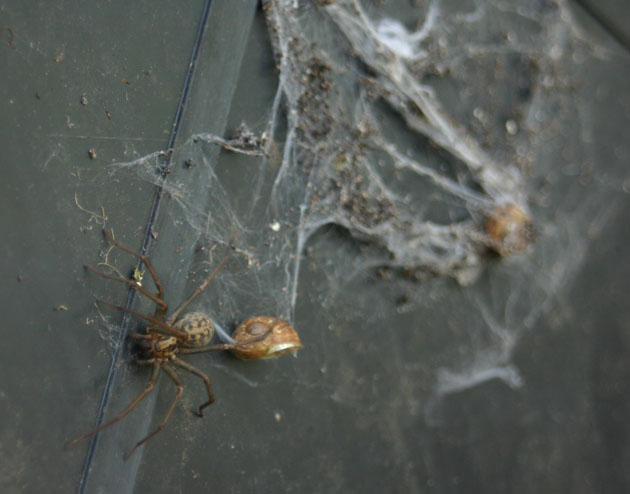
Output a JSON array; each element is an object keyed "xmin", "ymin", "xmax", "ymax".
[
  {"xmin": 67, "ymin": 229, "xmax": 301, "ymax": 459},
  {"xmin": 135, "ymin": 333, "xmax": 178, "ymax": 359}
]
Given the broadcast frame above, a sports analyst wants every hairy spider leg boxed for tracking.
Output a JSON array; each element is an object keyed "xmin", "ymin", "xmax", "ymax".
[
  {"xmin": 85, "ymin": 265, "xmax": 167, "ymax": 315},
  {"xmin": 100, "ymin": 228, "xmax": 235, "ymax": 327},
  {"xmin": 166, "ymin": 246, "xmax": 231, "ymax": 325},
  {"xmin": 171, "ymin": 325, "xmax": 275, "ymax": 416},
  {"xmin": 124, "ymin": 362, "xmax": 183, "ymax": 459},
  {"xmin": 102, "ymin": 229, "xmax": 168, "ymax": 320},
  {"xmin": 170, "ymin": 356, "xmax": 215, "ymax": 417},
  {"xmin": 66, "ymin": 361, "xmax": 160, "ymax": 449},
  {"xmin": 97, "ymin": 299, "xmax": 188, "ymax": 340}
]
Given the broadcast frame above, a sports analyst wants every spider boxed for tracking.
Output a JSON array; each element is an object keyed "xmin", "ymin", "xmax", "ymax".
[{"xmin": 67, "ymin": 229, "xmax": 279, "ymax": 459}]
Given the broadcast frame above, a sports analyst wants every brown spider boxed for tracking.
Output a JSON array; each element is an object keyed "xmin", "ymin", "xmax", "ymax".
[{"xmin": 67, "ymin": 229, "xmax": 284, "ymax": 459}]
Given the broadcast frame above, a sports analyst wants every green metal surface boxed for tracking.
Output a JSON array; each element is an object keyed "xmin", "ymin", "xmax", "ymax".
[{"xmin": 1, "ymin": 1, "xmax": 630, "ymax": 493}]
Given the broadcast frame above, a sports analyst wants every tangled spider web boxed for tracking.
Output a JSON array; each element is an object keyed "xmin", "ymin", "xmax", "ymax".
[{"xmin": 105, "ymin": 0, "xmax": 627, "ymax": 407}]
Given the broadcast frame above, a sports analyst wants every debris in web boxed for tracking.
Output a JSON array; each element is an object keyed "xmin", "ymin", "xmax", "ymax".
[
  {"xmin": 262, "ymin": 0, "xmax": 543, "ymax": 287},
  {"xmin": 194, "ymin": 124, "xmax": 268, "ymax": 157},
  {"xmin": 95, "ymin": 0, "xmax": 627, "ymax": 401}
]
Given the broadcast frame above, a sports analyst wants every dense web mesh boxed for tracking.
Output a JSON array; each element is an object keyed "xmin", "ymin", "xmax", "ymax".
[{"xmin": 98, "ymin": 0, "xmax": 628, "ymax": 405}]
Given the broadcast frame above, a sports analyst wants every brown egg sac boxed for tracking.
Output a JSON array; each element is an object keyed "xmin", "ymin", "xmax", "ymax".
[
  {"xmin": 231, "ymin": 316, "xmax": 302, "ymax": 360},
  {"xmin": 485, "ymin": 204, "xmax": 535, "ymax": 256}
]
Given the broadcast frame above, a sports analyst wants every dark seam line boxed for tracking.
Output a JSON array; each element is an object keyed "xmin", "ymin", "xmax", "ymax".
[
  {"xmin": 76, "ymin": 1, "xmax": 214, "ymax": 492},
  {"xmin": 574, "ymin": 0, "xmax": 630, "ymax": 52}
]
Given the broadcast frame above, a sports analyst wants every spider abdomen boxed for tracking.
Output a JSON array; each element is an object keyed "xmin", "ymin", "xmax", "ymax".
[{"xmin": 174, "ymin": 311, "xmax": 214, "ymax": 347}]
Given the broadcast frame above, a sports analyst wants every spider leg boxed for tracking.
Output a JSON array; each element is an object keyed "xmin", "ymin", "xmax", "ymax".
[
  {"xmin": 85, "ymin": 265, "xmax": 167, "ymax": 314},
  {"xmin": 166, "ymin": 250, "xmax": 229, "ymax": 325},
  {"xmin": 178, "ymin": 326, "xmax": 273, "ymax": 355},
  {"xmin": 66, "ymin": 360, "xmax": 160, "ymax": 449},
  {"xmin": 98, "ymin": 299, "xmax": 188, "ymax": 340},
  {"xmin": 102, "ymin": 229, "xmax": 167, "ymax": 319},
  {"xmin": 170, "ymin": 356, "xmax": 215, "ymax": 417},
  {"xmin": 124, "ymin": 362, "xmax": 183, "ymax": 459}
]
